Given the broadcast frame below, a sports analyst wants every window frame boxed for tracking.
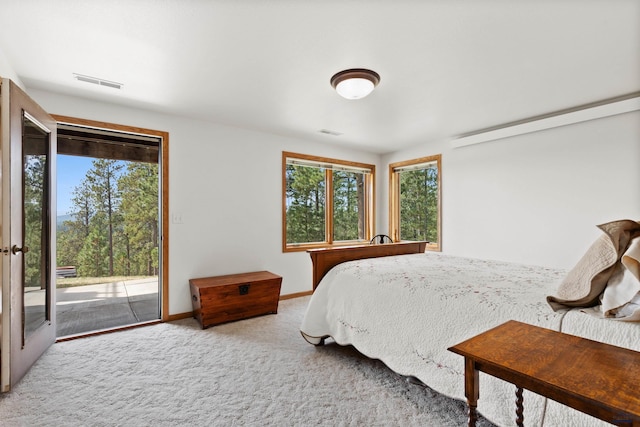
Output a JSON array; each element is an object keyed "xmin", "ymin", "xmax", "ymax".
[
  {"xmin": 388, "ymin": 154, "xmax": 441, "ymax": 251},
  {"xmin": 282, "ymin": 151, "xmax": 375, "ymax": 252}
]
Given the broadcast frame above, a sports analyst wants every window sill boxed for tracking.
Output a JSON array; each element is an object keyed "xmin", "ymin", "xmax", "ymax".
[{"xmin": 283, "ymin": 240, "xmax": 369, "ymax": 253}]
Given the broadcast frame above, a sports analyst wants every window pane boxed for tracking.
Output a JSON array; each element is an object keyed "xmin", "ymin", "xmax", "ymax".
[
  {"xmin": 285, "ymin": 164, "xmax": 326, "ymax": 244},
  {"xmin": 23, "ymin": 116, "xmax": 51, "ymax": 337},
  {"xmin": 333, "ymin": 170, "xmax": 365, "ymax": 241},
  {"xmin": 399, "ymin": 166, "xmax": 438, "ymax": 243}
]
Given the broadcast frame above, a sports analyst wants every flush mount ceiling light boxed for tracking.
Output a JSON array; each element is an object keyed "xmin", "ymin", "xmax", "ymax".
[{"xmin": 330, "ymin": 68, "xmax": 380, "ymax": 100}]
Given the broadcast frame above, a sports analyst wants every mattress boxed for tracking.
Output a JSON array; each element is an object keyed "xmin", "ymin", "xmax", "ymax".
[{"xmin": 300, "ymin": 253, "xmax": 640, "ymax": 426}]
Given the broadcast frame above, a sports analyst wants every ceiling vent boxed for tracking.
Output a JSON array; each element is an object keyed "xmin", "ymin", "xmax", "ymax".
[
  {"xmin": 73, "ymin": 73, "xmax": 123, "ymax": 90},
  {"xmin": 318, "ymin": 129, "xmax": 342, "ymax": 136}
]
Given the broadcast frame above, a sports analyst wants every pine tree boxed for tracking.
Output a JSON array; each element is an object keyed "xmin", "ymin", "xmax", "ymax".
[
  {"xmin": 399, "ymin": 167, "xmax": 438, "ymax": 242},
  {"xmin": 85, "ymin": 159, "xmax": 123, "ymax": 276},
  {"xmin": 57, "ymin": 184, "xmax": 94, "ymax": 268},
  {"xmin": 118, "ymin": 163, "xmax": 159, "ymax": 276},
  {"xmin": 24, "ymin": 155, "xmax": 47, "ymax": 288},
  {"xmin": 333, "ymin": 171, "xmax": 364, "ymax": 241},
  {"xmin": 57, "ymin": 158, "xmax": 161, "ymax": 279},
  {"xmin": 285, "ymin": 164, "xmax": 326, "ymax": 244}
]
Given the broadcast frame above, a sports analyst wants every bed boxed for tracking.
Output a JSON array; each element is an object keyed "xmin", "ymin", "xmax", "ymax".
[{"xmin": 300, "ymin": 220, "xmax": 640, "ymax": 427}]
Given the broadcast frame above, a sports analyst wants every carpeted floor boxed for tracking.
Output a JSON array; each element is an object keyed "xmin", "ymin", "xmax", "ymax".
[{"xmin": 0, "ymin": 296, "xmax": 497, "ymax": 426}]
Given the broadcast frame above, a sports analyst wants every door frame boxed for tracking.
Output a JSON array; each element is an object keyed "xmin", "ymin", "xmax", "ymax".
[{"xmin": 52, "ymin": 115, "xmax": 170, "ymax": 322}]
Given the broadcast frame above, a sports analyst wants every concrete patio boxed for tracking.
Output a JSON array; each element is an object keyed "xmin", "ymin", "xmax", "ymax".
[{"xmin": 56, "ymin": 278, "xmax": 160, "ymax": 337}]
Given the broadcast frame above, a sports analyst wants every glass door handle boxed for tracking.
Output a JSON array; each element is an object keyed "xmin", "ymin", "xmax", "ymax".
[{"xmin": 12, "ymin": 245, "xmax": 29, "ymax": 255}]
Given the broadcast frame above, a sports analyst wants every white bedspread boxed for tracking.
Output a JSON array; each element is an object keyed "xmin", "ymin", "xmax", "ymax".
[{"xmin": 300, "ymin": 253, "xmax": 640, "ymax": 427}]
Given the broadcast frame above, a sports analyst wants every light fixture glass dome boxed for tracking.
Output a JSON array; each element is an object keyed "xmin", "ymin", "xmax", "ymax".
[
  {"xmin": 335, "ymin": 78, "xmax": 375, "ymax": 100},
  {"xmin": 330, "ymin": 69, "xmax": 380, "ymax": 100}
]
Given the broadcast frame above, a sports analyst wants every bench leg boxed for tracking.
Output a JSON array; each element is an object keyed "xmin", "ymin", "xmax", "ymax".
[
  {"xmin": 464, "ymin": 358, "xmax": 479, "ymax": 427},
  {"xmin": 515, "ymin": 386, "xmax": 524, "ymax": 427}
]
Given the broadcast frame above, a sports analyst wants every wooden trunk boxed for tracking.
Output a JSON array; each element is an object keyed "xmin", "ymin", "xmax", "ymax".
[{"xmin": 189, "ymin": 271, "xmax": 282, "ymax": 329}]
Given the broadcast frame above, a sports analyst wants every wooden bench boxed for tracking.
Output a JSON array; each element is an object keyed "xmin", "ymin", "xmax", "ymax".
[{"xmin": 448, "ymin": 320, "xmax": 640, "ymax": 426}]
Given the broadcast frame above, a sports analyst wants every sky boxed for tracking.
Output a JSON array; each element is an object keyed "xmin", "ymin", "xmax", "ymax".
[{"xmin": 57, "ymin": 155, "xmax": 92, "ymax": 216}]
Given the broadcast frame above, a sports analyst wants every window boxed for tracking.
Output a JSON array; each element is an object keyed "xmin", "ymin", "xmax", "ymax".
[
  {"xmin": 283, "ymin": 152, "xmax": 375, "ymax": 251},
  {"xmin": 389, "ymin": 154, "xmax": 441, "ymax": 251}
]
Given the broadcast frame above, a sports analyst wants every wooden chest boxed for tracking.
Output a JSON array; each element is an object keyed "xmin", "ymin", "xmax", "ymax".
[{"xmin": 189, "ymin": 271, "xmax": 282, "ymax": 329}]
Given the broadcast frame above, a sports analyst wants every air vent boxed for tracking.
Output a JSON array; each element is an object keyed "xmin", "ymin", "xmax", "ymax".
[
  {"xmin": 73, "ymin": 73, "xmax": 123, "ymax": 90},
  {"xmin": 318, "ymin": 129, "xmax": 342, "ymax": 136}
]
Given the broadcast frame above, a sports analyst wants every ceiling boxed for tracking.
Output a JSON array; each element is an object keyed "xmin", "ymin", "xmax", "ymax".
[{"xmin": 1, "ymin": 0, "xmax": 638, "ymax": 154}]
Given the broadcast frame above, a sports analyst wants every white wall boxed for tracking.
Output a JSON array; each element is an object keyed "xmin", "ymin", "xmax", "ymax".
[
  {"xmin": 27, "ymin": 89, "xmax": 381, "ymax": 315},
  {"xmin": 13, "ymin": 85, "xmax": 640, "ymax": 314},
  {"xmin": 0, "ymin": 47, "xmax": 24, "ymax": 88},
  {"xmin": 381, "ymin": 111, "xmax": 640, "ymax": 269}
]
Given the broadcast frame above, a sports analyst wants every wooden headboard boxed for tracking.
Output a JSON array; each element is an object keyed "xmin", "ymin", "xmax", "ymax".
[{"xmin": 307, "ymin": 241, "xmax": 427, "ymax": 290}]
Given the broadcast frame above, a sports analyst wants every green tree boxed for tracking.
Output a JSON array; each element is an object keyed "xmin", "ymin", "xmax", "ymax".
[
  {"xmin": 118, "ymin": 163, "xmax": 159, "ymax": 276},
  {"xmin": 24, "ymin": 154, "xmax": 47, "ymax": 288},
  {"xmin": 85, "ymin": 159, "xmax": 123, "ymax": 276},
  {"xmin": 77, "ymin": 225, "xmax": 109, "ymax": 277},
  {"xmin": 399, "ymin": 167, "xmax": 438, "ymax": 243},
  {"xmin": 333, "ymin": 171, "xmax": 364, "ymax": 241},
  {"xmin": 285, "ymin": 164, "xmax": 326, "ymax": 244},
  {"xmin": 57, "ymin": 158, "xmax": 160, "ymax": 279},
  {"xmin": 57, "ymin": 184, "xmax": 93, "ymax": 268},
  {"xmin": 58, "ymin": 159, "xmax": 124, "ymax": 277}
]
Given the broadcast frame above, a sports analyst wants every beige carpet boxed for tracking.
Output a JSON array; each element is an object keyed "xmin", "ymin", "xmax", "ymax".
[{"xmin": 0, "ymin": 296, "xmax": 496, "ymax": 426}]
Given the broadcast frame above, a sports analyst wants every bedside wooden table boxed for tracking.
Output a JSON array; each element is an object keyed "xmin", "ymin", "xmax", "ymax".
[{"xmin": 448, "ymin": 320, "xmax": 640, "ymax": 427}]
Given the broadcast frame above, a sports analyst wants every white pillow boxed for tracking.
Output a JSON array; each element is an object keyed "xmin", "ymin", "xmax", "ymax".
[
  {"xmin": 600, "ymin": 236, "xmax": 640, "ymax": 320},
  {"xmin": 613, "ymin": 293, "xmax": 640, "ymax": 321}
]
